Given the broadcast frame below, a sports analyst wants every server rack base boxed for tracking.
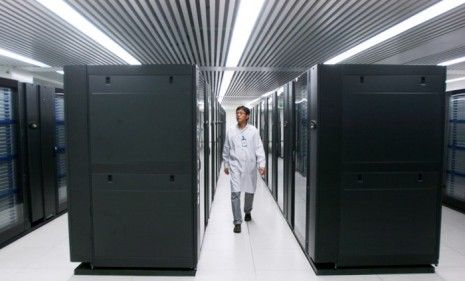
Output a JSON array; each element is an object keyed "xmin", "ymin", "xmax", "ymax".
[
  {"xmin": 308, "ymin": 259, "xmax": 435, "ymax": 276},
  {"xmin": 286, "ymin": 196, "xmax": 437, "ymax": 276},
  {"xmin": 443, "ymin": 197, "xmax": 465, "ymax": 215},
  {"xmin": 74, "ymin": 263, "xmax": 196, "ymax": 276}
]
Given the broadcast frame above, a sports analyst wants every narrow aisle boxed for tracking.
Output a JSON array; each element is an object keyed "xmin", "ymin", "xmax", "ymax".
[{"xmin": 196, "ymin": 171, "xmax": 317, "ymax": 281}]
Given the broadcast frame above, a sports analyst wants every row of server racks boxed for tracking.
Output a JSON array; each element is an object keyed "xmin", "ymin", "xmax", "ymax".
[
  {"xmin": 65, "ymin": 65, "xmax": 226, "ymax": 274},
  {"xmin": 0, "ymin": 77, "xmax": 67, "ymax": 248},
  {"xmin": 445, "ymin": 89, "xmax": 465, "ymax": 212},
  {"xmin": 251, "ymin": 64, "xmax": 445, "ymax": 274}
]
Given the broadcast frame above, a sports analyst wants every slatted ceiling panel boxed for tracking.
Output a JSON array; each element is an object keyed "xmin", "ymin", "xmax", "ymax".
[
  {"xmin": 225, "ymin": 0, "xmax": 441, "ymax": 98},
  {"xmin": 1, "ymin": 0, "xmax": 465, "ymax": 103},
  {"xmin": 238, "ymin": 0, "xmax": 439, "ymax": 68},
  {"xmin": 450, "ymin": 63, "xmax": 465, "ymax": 72},
  {"xmin": 449, "ymin": 74, "xmax": 465, "ymax": 80},
  {"xmin": 0, "ymin": 0, "xmax": 124, "ymax": 66},
  {"xmin": 409, "ymin": 49, "xmax": 465, "ymax": 65},
  {"xmin": 227, "ymin": 70, "xmax": 299, "ymax": 96},
  {"xmin": 65, "ymin": 0, "xmax": 238, "ymax": 97},
  {"xmin": 347, "ymin": 5, "xmax": 465, "ymax": 64},
  {"xmin": 0, "ymin": 57, "xmax": 32, "ymax": 67}
]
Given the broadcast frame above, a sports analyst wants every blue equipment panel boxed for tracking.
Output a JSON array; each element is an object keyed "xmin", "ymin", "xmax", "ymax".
[
  {"xmin": 447, "ymin": 93, "xmax": 465, "ymax": 201},
  {"xmin": 0, "ymin": 87, "xmax": 22, "ymax": 232}
]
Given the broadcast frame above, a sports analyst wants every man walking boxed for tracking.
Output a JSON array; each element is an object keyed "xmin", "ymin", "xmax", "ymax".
[{"xmin": 223, "ymin": 105, "xmax": 266, "ymax": 233}]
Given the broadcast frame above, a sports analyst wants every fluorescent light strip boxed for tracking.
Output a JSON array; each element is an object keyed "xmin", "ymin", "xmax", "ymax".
[
  {"xmin": 262, "ymin": 91, "xmax": 274, "ymax": 98},
  {"xmin": 439, "ymin": 56, "xmax": 465, "ymax": 66},
  {"xmin": 0, "ymin": 47, "xmax": 50, "ymax": 67},
  {"xmin": 218, "ymin": 70, "xmax": 234, "ymax": 103},
  {"xmin": 56, "ymin": 70, "xmax": 64, "ymax": 75},
  {"xmin": 246, "ymin": 97, "xmax": 261, "ymax": 108},
  {"xmin": 37, "ymin": 0, "xmax": 140, "ymax": 65},
  {"xmin": 446, "ymin": 76, "xmax": 465, "ymax": 83},
  {"xmin": 246, "ymin": 91, "xmax": 274, "ymax": 107},
  {"xmin": 218, "ymin": 0, "xmax": 265, "ymax": 103},
  {"xmin": 324, "ymin": 0, "xmax": 465, "ymax": 64}
]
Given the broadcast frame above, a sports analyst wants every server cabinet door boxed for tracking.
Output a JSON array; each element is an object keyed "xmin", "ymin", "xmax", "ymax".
[
  {"xmin": 293, "ymin": 73, "xmax": 309, "ymax": 250},
  {"xmin": 88, "ymin": 74, "xmax": 196, "ymax": 268},
  {"xmin": 268, "ymin": 96, "xmax": 275, "ymax": 196},
  {"xmin": 204, "ymin": 87, "xmax": 211, "ymax": 223},
  {"xmin": 277, "ymin": 90, "xmax": 285, "ymax": 211},
  {"xmin": 39, "ymin": 86, "xmax": 57, "ymax": 219},
  {"xmin": 260, "ymin": 100, "xmax": 269, "ymax": 185},
  {"xmin": 54, "ymin": 93, "xmax": 67, "ymax": 213},
  {"xmin": 211, "ymin": 99, "xmax": 217, "ymax": 196},
  {"xmin": 284, "ymin": 82, "xmax": 295, "ymax": 225},
  {"xmin": 209, "ymin": 91, "xmax": 214, "ymax": 202},
  {"xmin": 196, "ymin": 74, "xmax": 206, "ymax": 252},
  {"xmin": 0, "ymin": 79, "xmax": 27, "ymax": 247},
  {"xmin": 445, "ymin": 92, "xmax": 465, "ymax": 211},
  {"xmin": 24, "ymin": 84, "xmax": 44, "ymax": 223}
]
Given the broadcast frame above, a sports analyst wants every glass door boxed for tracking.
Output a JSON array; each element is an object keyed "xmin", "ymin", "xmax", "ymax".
[
  {"xmin": 54, "ymin": 92, "xmax": 67, "ymax": 213},
  {"xmin": 446, "ymin": 92, "xmax": 465, "ymax": 211},
  {"xmin": 293, "ymin": 73, "xmax": 309, "ymax": 248},
  {"xmin": 259, "ymin": 100, "xmax": 268, "ymax": 185},
  {"xmin": 0, "ymin": 79, "xmax": 26, "ymax": 246},
  {"xmin": 277, "ymin": 89, "xmax": 285, "ymax": 210},
  {"xmin": 268, "ymin": 96, "xmax": 274, "ymax": 194}
]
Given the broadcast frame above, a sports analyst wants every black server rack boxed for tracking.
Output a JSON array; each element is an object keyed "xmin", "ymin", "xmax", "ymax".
[
  {"xmin": 253, "ymin": 105, "xmax": 259, "ymax": 128},
  {"xmin": 283, "ymin": 82, "xmax": 295, "ymax": 226},
  {"xmin": 293, "ymin": 72, "xmax": 309, "ymax": 250},
  {"xmin": 301, "ymin": 64, "xmax": 445, "ymax": 274},
  {"xmin": 21, "ymin": 84, "xmax": 59, "ymax": 223},
  {"xmin": 444, "ymin": 89, "xmax": 465, "ymax": 213},
  {"xmin": 0, "ymin": 79, "xmax": 68, "ymax": 249},
  {"xmin": 203, "ymin": 81, "xmax": 212, "ymax": 224},
  {"xmin": 0, "ymin": 78, "xmax": 27, "ymax": 247},
  {"xmin": 65, "ymin": 65, "xmax": 205, "ymax": 274},
  {"xmin": 211, "ymin": 96, "xmax": 217, "ymax": 198},
  {"xmin": 259, "ymin": 99, "xmax": 269, "ymax": 185},
  {"xmin": 218, "ymin": 106, "xmax": 226, "ymax": 172},
  {"xmin": 268, "ymin": 93, "xmax": 278, "ymax": 199},
  {"xmin": 250, "ymin": 107, "xmax": 255, "ymax": 127}
]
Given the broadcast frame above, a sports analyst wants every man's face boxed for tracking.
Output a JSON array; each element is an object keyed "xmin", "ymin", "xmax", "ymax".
[{"xmin": 236, "ymin": 109, "xmax": 249, "ymax": 123}]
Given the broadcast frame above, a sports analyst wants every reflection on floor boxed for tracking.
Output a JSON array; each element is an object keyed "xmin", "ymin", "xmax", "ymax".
[{"xmin": 1, "ymin": 172, "xmax": 465, "ymax": 280}]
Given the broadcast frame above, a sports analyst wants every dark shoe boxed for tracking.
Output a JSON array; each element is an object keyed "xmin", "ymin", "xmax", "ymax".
[
  {"xmin": 233, "ymin": 224, "xmax": 241, "ymax": 233},
  {"xmin": 244, "ymin": 213, "xmax": 252, "ymax": 222}
]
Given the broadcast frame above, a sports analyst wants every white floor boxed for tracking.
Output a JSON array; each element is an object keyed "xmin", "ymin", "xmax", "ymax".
[{"xmin": 1, "ymin": 173, "xmax": 465, "ymax": 280}]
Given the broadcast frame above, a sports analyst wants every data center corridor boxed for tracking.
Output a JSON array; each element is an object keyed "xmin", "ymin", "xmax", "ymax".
[{"xmin": 1, "ymin": 171, "xmax": 465, "ymax": 281}]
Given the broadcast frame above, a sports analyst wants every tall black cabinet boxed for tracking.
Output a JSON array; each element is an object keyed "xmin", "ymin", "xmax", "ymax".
[
  {"xmin": 65, "ymin": 65, "xmax": 207, "ymax": 273},
  {"xmin": 304, "ymin": 64, "xmax": 445, "ymax": 273}
]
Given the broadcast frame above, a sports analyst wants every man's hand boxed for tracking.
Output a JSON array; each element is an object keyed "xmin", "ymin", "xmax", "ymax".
[
  {"xmin": 258, "ymin": 167, "xmax": 266, "ymax": 176},
  {"xmin": 224, "ymin": 168, "xmax": 229, "ymax": 175}
]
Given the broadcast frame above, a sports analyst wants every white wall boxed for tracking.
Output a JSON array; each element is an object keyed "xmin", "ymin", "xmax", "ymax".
[
  {"xmin": 225, "ymin": 108, "xmax": 237, "ymax": 129},
  {"xmin": 0, "ymin": 67, "xmax": 32, "ymax": 82}
]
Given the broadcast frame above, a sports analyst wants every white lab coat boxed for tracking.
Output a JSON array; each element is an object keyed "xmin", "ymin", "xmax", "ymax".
[{"xmin": 223, "ymin": 124, "xmax": 266, "ymax": 193}]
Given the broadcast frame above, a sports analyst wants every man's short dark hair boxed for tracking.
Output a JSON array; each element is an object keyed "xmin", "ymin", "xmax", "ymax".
[{"xmin": 236, "ymin": 105, "xmax": 250, "ymax": 115}]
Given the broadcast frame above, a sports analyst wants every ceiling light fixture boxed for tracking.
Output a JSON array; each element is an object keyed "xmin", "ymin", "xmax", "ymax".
[
  {"xmin": 438, "ymin": 55, "xmax": 465, "ymax": 66},
  {"xmin": 446, "ymin": 76, "xmax": 465, "ymax": 83},
  {"xmin": 246, "ymin": 97, "xmax": 261, "ymax": 108},
  {"xmin": 0, "ymin": 47, "xmax": 50, "ymax": 67},
  {"xmin": 324, "ymin": 0, "xmax": 465, "ymax": 64},
  {"xmin": 218, "ymin": 0, "xmax": 265, "ymax": 103},
  {"xmin": 36, "ymin": 0, "xmax": 140, "ymax": 65},
  {"xmin": 56, "ymin": 70, "xmax": 64, "ymax": 75}
]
